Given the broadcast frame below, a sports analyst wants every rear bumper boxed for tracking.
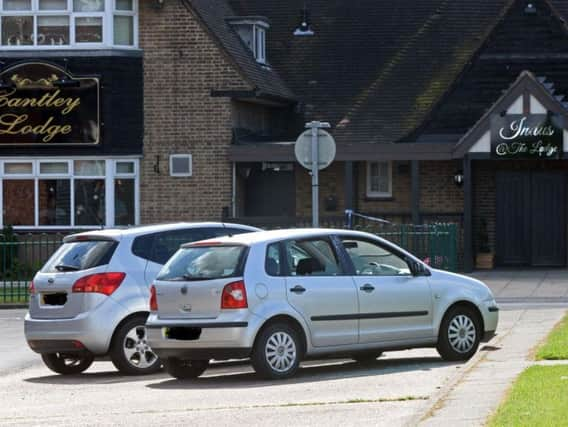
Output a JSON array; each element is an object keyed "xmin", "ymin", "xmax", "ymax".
[
  {"xmin": 153, "ymin": 347, "xmax": 251, "ymax": 360},
  {"xmin": 27, "ymin": 339, "xmax": 92, "ymax": 354},
  {"xmin": 24, "ymin": 299, "xmax": 129, "ymax": 355},
  {"xmin": 146, "ymin": 312, "xmax": 264, "ymax": 360}
]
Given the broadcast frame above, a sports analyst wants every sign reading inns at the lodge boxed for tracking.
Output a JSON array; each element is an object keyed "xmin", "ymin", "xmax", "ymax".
[
  {"xmin": 491, "ymin": 114, "xmax": 563, "ymax": 159},
  {"xmin": 0, "ymin": 62, "xmax": 99, "ymax": 145}
]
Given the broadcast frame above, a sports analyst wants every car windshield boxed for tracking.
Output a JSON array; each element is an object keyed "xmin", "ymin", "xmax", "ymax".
[
  {"xmin": 157, "ymin": 245, "xmax": 247, "ymax": 281},
  {"xmin": 42, "ymin": 240, "xmax": 117, "ymax": 273}
]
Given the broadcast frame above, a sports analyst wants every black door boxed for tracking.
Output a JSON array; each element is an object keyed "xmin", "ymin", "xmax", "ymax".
[
  {"xmin": 531, "ymin": 172, "xmax": 566, "ymax": 266},
  {"xmin": 244, "ymin": 167, "xmax": 295, "ymax": 217},
  {"xmin": 496, "ymin": 171, "xmax": 566, "ymax": 267}
]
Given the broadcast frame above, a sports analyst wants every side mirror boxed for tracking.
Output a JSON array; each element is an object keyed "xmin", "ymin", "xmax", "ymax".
[{"xmin": 408, "ymin": 259, "xmax": 430, "ymax": 277}]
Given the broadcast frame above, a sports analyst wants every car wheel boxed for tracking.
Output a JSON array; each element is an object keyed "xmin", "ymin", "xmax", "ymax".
[
  {"xmin": 437, "ymin": 306, "xmax": 481, "ymax": 361},
  {"xmin": 110, "ymin": 315, "xmax": 161, "ymax": 375},
  {"xmin": 41, "ymin": 352, "xmax": 94, "ymax": 375},
  {"xmin": 251, "ymin": 322, "xmax": 302, "ymax": 380},
  {"xmin": 163, "ymin": 358, "xmax": 209, "ymax": 379},
  {"xmin": 352, "ymin": 352, "xmax": 383, "ymax": 363}
]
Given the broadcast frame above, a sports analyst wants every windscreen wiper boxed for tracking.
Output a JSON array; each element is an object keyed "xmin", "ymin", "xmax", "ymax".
[{"xmin": 54, "ymin": 264, "xmax": 81, "ymax": 272}]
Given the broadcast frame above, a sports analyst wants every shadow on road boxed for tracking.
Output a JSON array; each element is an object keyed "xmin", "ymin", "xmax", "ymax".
[
  {"xmin": 147, "ymin": 356, "xmax": 459, "ymax": 390},
  {"xmin": 23, "ymin": 356, "xmax": 461, "ymax": 387}
]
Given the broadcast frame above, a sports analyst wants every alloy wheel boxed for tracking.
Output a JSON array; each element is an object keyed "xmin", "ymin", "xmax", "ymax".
[
  {"xmin": 265, "ymin": 331, "xmax": 297, "ymax": 373},
  {"xmin": 447, "ymin": 314, "xmax": 477, "ymax": 353},
  {"xmin": 123, "ymin": 325, "xmax": 158, "ymax": 369}
]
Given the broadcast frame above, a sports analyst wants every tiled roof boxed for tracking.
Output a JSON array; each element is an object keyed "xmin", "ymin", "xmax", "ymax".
[
  {"xmin": 186, "ymin": 0, "xmax": 295, "ymax": 101},
  {"xmin": 191, "ymin": 0, "xmax": 568, "ymax": 145}
]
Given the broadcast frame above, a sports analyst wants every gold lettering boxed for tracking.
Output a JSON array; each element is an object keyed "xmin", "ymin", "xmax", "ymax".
[
  {"xmin": 0, "ymin": 113, "xmax": 73, "ymax": 142},
  {"xmin": 0, "ymin": 88, "xmax": 81, "ymax": 115}
]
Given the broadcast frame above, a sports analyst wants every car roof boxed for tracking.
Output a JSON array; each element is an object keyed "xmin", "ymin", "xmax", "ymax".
[
  {"xmin": 184, "ymin": 228, "xmax": 386, "ymax": 247},
  {"xmin": 63, "ymin": 222, "xmax": 260, "ymax": 242}
]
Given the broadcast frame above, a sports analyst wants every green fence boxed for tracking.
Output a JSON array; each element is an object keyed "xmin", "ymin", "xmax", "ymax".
[
  {"xmin": 0, "ymin": 219, "xmax": 459, "ymax": 304},
  {"xmin": 1, "ymin": 231, "xmax": 65, "ymax": 304}
]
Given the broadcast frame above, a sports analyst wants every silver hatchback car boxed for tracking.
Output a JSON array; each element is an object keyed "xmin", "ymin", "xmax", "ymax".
[
  {"xmin": 147, "ymin": 229, "xmax": 499, "ymax": 380},
  {"xmin": 25, "ymin": 222, "xmax": 259, "ymax": 375}
]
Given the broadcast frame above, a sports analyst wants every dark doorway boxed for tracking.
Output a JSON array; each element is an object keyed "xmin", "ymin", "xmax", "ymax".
[
  {"xmin": 244, "ymin": 164, "xmax": 295, "ymax": 217},
  {"xmin": 496, "ymin": 171, "xmax": 566, "ymax": 267}
]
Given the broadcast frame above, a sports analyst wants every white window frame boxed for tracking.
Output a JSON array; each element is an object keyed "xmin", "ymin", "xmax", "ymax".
[
  {"xmin": 254, "ymin": 25, "xmax": 266, "ymax": 64},
  {"xmin": 0, "ymin": 157, "xmax": 140, "ymax": 230},
  {"xmin": 0, "ymin": 0, "xmax": 138, "ymax": 49},
  {"xmin": 366, "ymin": 161, "xmax": 392, "ymax": 198},
  {"xmin": 169, "ymin": 154, "xmax": 192, "ymax": 177}
]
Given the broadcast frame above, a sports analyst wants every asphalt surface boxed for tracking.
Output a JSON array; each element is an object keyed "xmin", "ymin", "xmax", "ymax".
[
  {"xmin": 0, "ymin": 309, "xmax": 38, "ymax": 375},
  {"xmin": 0, "ymin": 308, "xmax": 540, "ymax": 427}
]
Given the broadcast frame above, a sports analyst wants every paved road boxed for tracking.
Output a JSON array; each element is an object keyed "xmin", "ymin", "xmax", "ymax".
[
  {"xmin": 0, "ymin": 309, "xmax": 539, "ymax": 427},
  {"xmin": 0, "ymin": 309, "xmax": 38, "ymax": 375}
]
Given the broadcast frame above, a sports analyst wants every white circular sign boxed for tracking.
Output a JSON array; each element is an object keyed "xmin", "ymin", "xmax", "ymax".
[{"xmin": 294, "ymin": 129, "xmax": 336, "ymax": 170}]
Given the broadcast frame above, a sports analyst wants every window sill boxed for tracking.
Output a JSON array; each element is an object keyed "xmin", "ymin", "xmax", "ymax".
[{"xmin": 364, "ymin": 196, "xmax": 394, "ymax": 202}]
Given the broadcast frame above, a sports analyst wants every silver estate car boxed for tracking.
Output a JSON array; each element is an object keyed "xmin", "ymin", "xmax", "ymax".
[
  {"xmin": 147, "ymin": 229, "xmax": 499, "ymax": 380},
  {"xmin": 25, "ymin": 222, "xmax": 259, "ymax": 376}
]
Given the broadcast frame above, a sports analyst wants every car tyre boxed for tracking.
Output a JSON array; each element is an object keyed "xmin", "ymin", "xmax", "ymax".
[
  {"xmin": 163, "ymin": 358, "xmax": 209, "ymax": 379},
  {"xmin": 437, "ymin": 305, "xmax": 481, "ymax": 361},
  {"xmin": 110, "ymin": 315, "xmax": 161, "ymax": 375},
  {"xmin": 352, "ymin": 352, "xmax": 383, "ymax": 363},
  {"xmin": 41, "ymin": 352, "xmax": 94, "ymax": 375},
  {"xmin": 251, "ymin": 322, "xmax": 302, "ymax": 380}
]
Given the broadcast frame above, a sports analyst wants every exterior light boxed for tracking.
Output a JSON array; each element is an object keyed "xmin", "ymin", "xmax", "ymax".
[
  {"xmin": 525, "ymin": 3, "xmax": 536, "ymax": 14},
  {"xmin": 294, "ymin": 5, "xmax": 314, "ymax": 36},
  {"xmin": 153, "ymin": 0, "xmax": 165, "ymax": 10},
  {"xmin": 54, "ymin": 58, "xmax": 80, "ymax": 88},
  {"xmin": 454, "ymin": 171, "xmax": 464, "ymax": 187}
]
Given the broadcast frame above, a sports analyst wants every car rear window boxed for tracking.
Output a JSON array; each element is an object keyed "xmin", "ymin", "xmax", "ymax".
[
  {"xmin": 157, "ymin": 245, "xmax": 247, "ymax": 281},
  {"xmin": 42, "ymin": 240, "xmax": 118, "ymax": 273}
]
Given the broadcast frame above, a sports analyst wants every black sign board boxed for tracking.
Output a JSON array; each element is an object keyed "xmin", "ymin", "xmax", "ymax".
[
  {"xmin": 0, "ymin": 62, "xmax": 99, "ymax": 146},
  {"xmin": 490, "ymin": 114, "xmax": 563, "ymax": 159}
]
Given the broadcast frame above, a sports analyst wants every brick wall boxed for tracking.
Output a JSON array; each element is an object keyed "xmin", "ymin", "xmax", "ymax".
[
  {"xmin": 420, "ymin": 160, "xmax": 464, "ymax": 213},
  {"xmin": 139, "ymin": 2, "xmax": 251, "ymax": 223},
  {"xmin": 295, "ymin": 162, "xmax": 345, "ymax": 217}
]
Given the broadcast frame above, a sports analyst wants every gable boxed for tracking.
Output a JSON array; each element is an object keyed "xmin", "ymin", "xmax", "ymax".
[{"xmin": 409, "ymin": 0, "xmax": 568, "ymax": 142}]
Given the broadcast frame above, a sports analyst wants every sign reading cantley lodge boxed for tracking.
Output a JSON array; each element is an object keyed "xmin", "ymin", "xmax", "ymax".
[
  {"xmin": 0, "ymin": 62, "xmax": 99, "ymax": 145},
  {"xmin": 491, "ymin": 114, "xmax": 563, "ymax": 159}
]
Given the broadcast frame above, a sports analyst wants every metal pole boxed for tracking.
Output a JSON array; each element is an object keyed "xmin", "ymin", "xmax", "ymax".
[{"xmin": 311, "ymin": 126, "xmax": 319, "ymax": 227}]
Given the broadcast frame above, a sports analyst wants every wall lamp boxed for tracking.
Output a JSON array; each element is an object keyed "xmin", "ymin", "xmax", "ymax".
[
  {"xmin": 454, "ymin": 170, "xmax": 464, "ymax": 187},
  {"xmin": 54, "ymin": 58, "xmax": 80, "ymax": 88}
]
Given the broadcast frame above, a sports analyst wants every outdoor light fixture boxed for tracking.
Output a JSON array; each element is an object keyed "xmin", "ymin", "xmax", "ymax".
[
  {"xmin": 54, "ymin": 58, "xmax": 80, "ymax": 88},
  {"xmin": 525, "ymin": 3, "xmax": 537, "ymax": 14},
  {"xmin": 454, "ymin": 171, "xmax": 464, "ymax": 187},
  {"xmin": 153, "ymin": 0, "xmax": 165, "ymax": 10},
  {"xmin": 294, "ymin": 4, "xmax": 314, "ymax": 36}
]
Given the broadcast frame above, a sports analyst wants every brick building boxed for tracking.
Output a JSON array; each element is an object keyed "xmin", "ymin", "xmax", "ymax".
[{"xmin": 2, "ymin": 0, "xmax": 568, "ymax": 272}]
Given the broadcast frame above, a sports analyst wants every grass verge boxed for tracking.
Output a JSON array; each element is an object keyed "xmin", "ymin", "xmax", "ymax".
[
  {"xmin": 489, "ymin": 365, "xmax": 568, "ymax": 427},
  {"xmin": 536, "ymin": 313, "xmax": 568, "ymax": 360}
]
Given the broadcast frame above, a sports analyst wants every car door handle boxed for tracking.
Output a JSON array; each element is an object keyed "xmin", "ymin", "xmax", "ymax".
[
  {"xmin": 360, "ymin": 284, "xmax": 375, "ymax": 292},
  {"xmin": 290, "ymin": 285, "xmax": 306, "ymax": 294}
]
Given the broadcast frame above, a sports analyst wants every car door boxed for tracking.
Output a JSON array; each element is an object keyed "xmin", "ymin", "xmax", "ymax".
[
  {"xmin": 338, "ymin": 236, "xmax": 434, "ymax": 344},
  {"xmin": 282, "ymin": 237, "xmax": 359, "ymax": 347}
]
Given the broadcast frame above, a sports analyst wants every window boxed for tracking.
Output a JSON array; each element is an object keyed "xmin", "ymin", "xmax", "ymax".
[
  {"xmin": 254, "ymin": 26, "xmax": 266, "ymax": 63},
  {"xmin": 169, "ymin": 154, "xmax": 192, "ymax": 177},
  {"xmin": 265, "ymin": 243, "xmax": 281, "ymax": 276},
  {"xmin": 0, "ymin": 158, "xmax": 139, "ymax": 229},
  {"xmin": 341, "ymin": 237, "xmax": 411, "ymax": 276},
  {"xmin": 0, "ymin": 0, "xmax": 138, "ymax": 48},
  {"xmin": 366, "ymin": 161, "xmax": 392, "ymax": 198},
  {"xmin": 284, "ymin": 238, "xmax": 341, "ymax": 276},
  {"xmin": 229, "ymin": 19, "xmax": 268, "ymax": 64}
]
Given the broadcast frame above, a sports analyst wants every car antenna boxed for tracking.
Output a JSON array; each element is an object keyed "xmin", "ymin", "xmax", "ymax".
[{"xmin": 222, "ymin": 222, "xmax": 233, "ymax": 237}]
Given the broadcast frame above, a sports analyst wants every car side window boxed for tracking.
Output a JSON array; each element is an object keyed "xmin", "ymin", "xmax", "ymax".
[
  {"xmin": 341, "ymin": 238, "xmax": 411, "ymax": 276},
  {"xmin": 284, "ymin": 238, "xmax": 342, "ymax": 276},
  {"xmin": 265, "ymin": 243, "xmax": 282, "ymax": 276}
]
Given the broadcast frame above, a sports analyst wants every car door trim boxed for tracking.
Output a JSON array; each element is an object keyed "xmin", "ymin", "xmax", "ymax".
[
  {"xmin": 311, "ymin": 311, "xmax": 429, "ymax": 321},
  {"xmin": 146, "ymin": 322, "xmax": 248, "ymax": 329}
]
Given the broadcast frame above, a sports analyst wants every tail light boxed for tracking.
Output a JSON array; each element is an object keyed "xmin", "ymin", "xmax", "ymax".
[
  {"xmin": 149, "ymin": 285, "xmax": 158, "ymax": 312},
  {"xmin": 72, "ymin": 272, "xmax": 126, "ymax": 296},
  {"xmin": 28, "ymin": 281, "xmax": 36, "ymax": 296},
  {"xmin": 221, "ymin": 280, "xmax": 248, "ymax": 309}
]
